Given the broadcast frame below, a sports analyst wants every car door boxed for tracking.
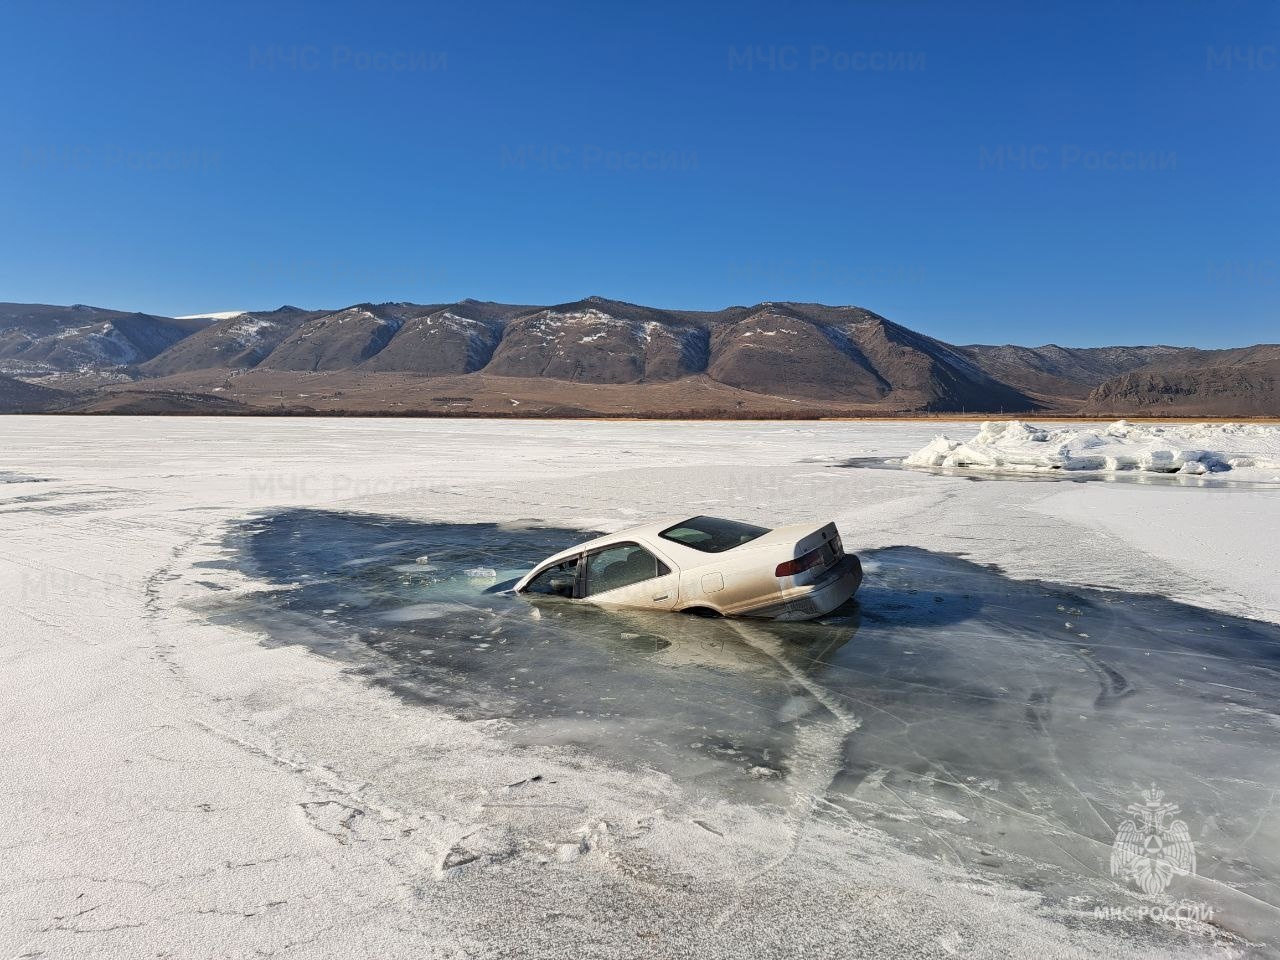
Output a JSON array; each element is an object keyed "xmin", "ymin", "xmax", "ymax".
[{"xmin": 580, "ymin": 541, "xmax": 680, "ymax": 611}]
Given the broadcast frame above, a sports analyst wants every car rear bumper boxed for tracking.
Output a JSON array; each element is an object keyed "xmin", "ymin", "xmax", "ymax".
[{"xmin": 741, "ymin": 554, "xmax": 863, "ymax": 621}]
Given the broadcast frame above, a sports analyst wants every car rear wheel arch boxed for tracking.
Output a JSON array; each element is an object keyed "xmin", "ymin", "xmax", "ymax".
[{"xmin": 679, "ymin": 605, "xmax": 723, "ymax": 618}]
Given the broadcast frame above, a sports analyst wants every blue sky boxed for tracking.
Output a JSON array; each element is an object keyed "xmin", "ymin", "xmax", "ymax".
[{"xmin": 2, "ymin": 0, "xmax": 1275, "ymax": 347}]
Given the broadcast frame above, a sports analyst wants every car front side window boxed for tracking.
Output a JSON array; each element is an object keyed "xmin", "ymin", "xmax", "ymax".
[
  {"xmin": 584, "ymin": 543, "xmax": 670, "ymax": 597},
  {"xmin": 522, "ymin": 557, "xmax": 579, "ymax": 598}
]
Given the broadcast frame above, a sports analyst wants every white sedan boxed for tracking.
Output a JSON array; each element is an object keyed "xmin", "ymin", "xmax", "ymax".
[{"xmin": 513, "ymin": 516, "xmax": 862, "ymax": 621}]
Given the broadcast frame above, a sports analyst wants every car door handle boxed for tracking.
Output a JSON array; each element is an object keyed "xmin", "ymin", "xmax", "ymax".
[{"xmin": 652, "ymin": 594, "xmax": 669, "ymax": 601}]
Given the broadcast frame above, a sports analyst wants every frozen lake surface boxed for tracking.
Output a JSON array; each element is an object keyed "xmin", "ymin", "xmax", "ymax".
[{"xmin": 4, "ymin": 417, "xmax": 1279, "ymax": 959}]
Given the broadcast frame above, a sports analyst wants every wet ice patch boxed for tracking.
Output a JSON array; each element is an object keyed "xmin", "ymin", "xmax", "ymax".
[
  {"xmin": 208, "ymin": 508, "xmax": 1280, "ymax": 936},
  {"xmin": 0, "ymin": 470, "xmax": 50, "ymax": 483},
  {"xmin": 214, "ymin": 510, "xmax": 856, "ymax": 805},
  {"xmin": 380, "ymin": 602, "xmax": 477, "ymax": 622}
]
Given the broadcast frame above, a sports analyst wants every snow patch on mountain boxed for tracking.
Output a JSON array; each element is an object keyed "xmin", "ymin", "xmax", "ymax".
[
  {"xmin": 426, "ymin": 311, "xmax": 502, "ymax": 368},
  {"xmin": 226, "ymin": 317, "xmax": 279, "ymax": 350},
  {"xmin": 527, "ymin": 308, "xmax": 613, "ymax": 335},
  {"xmin": 431, "ymin": 311, "xmax": 489, "ymax": 331},
  {"xmin": 176, "ymin": 311, "xmax": 246, "ymax": 321},
  {"xmin": 328, "ymin": 308, "xmax": 403, "ymax": 330},
  {"xmin": 47, "ymin": 322, "xmax": 144, "ymax": 365},
  {"xmin": 528, "ymin": 308, "xmax": 671, "ymax": 347}
]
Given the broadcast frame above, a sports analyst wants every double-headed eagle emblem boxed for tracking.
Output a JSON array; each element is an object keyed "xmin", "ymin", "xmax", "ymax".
[{"xmin": 1110, "ymin": 783, "xmax": 1196, "ymax": 895}]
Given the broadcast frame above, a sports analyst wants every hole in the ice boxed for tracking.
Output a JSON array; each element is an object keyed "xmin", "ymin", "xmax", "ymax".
[{"xmin": 204, "ymin": 507, "xmax": 1280, "ymax": 920}]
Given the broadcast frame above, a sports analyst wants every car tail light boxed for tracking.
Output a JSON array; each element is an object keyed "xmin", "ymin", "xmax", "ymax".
[{"xmin": 776, "ymin": 547, "xmax": 826, "ymax": 578}]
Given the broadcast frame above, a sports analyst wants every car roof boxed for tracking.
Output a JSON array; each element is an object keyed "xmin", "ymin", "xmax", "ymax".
[
  {"xmin": 556, "ymin": 516, "xmax": 686, "ymax": 556},
  {"xmin": 530, "ymin": 516, "xmax": 769, "ymax": 570}
]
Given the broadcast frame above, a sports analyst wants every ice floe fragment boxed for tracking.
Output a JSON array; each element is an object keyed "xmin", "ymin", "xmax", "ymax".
[{"xmin": 903, "ymin": 420, "xmax": 1280, "ymax": 481}]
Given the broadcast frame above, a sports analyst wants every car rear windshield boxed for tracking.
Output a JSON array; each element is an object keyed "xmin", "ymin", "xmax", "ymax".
[{"xmin": 659, "ymin": 516, "xmax": 771, "ymax": 553}]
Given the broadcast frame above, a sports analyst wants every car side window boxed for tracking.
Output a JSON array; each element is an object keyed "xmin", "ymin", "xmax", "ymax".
[
  {"xmin": 584, "ymin": 543, "xmax": 670, "ymax": 597},
  {"xmin": 523, "ymin": 557, "xmax": 579, "ymax": 598}
]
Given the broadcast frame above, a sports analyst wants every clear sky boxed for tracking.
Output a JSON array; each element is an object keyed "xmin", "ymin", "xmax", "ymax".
[{"xmin": 1, "ymin": 0, "xmax": 1276, "ymax": 347}]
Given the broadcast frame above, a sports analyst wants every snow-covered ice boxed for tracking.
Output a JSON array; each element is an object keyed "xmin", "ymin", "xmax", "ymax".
[
  {"xmin": 905, "ymin": 420, "xmax": 1280, "ymax": 483},
  {"xmin": 3, "ymin": 416, "xmax": 1279, "ymax": 959}
]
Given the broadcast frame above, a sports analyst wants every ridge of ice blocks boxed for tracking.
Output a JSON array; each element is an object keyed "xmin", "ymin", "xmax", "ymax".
[{"xmin": 903, "ymin": 419, "xmax": 1280, "ymax": 482}]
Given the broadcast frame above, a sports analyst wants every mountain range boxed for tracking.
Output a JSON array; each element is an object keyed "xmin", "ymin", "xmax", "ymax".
[{"xmin": 1, "ymin": 297, "xmax": 1276, "ymax": 416}]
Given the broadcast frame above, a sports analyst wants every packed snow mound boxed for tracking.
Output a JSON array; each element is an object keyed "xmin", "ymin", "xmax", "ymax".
[{"xmin": 904, "ymin": 420, "xmax": 1280, "ymax": 482}]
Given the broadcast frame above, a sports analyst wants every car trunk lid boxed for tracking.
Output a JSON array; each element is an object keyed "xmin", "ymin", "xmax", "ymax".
[{"xmin": 759, "ymin": 522, "xmax": 845, "ymax": 579}]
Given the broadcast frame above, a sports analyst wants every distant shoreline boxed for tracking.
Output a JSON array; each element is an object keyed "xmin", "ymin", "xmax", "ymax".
[{"xmin": 9, "ymin": 410, "xmax": 1280, "ymax": 424}]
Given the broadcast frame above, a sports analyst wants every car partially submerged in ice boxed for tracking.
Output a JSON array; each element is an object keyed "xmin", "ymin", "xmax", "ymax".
[{"xmin": 513, "ymin": 516, "xmax": 862, "ymax": 621}]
